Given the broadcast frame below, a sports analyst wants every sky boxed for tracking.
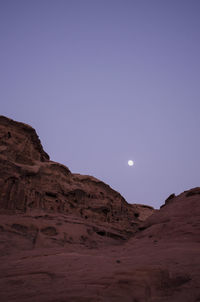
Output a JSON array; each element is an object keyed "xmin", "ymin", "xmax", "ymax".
[{"xmin": 1, "ymin": 0, "xmax": 200, "ymax": 208}]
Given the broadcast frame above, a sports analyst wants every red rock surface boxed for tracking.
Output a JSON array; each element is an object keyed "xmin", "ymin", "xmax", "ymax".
[{"xmin": 0, "ymin": 116, "xmax": 200, "ymax": 302}]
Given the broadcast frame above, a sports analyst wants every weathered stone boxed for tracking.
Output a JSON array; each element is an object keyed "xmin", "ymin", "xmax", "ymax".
[{"xmin": 0, "ymin": 116, "xmax": 199, "ymax": 302}]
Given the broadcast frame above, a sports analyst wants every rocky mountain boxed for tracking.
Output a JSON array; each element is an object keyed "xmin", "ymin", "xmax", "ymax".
[
  {"xmin": 0, "ymin": 116, "xmax": 199, "ymax": 302},
  {"xmin": 0, "ymin": 115, "xmax": 154, "ymax": 251}
]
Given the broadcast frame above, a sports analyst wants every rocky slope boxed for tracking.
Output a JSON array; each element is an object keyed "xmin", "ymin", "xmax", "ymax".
[
  {"xmin": 0, "ymin": 116, "xmax": 199, "ymax": 302},
  {"xmin": 0, "ymin": 115, "xmax": 153, "ymax": 251}
]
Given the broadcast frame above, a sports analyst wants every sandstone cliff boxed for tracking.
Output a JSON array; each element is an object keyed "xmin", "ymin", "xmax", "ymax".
[
  {"xmin": 0, "ymin": 115, "xmax": 153, "ymax": 251},
  {"xmin": 0, "ymin": 116, "xmax": 199, "ymax": 302}
]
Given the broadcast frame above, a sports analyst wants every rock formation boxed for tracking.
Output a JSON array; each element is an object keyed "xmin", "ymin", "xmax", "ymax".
[
  {"xmin": 0, "ymin": 116, "xmax": 199, "ymax": 302},
  {"xmin": 0, "ymin": 115, "xmax": 154, "ymax": 250}
]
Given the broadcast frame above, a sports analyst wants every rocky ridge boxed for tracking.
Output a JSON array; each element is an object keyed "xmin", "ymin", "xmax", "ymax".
[
  {"xmin": 0, "ymin": 116, "xmax": 200, "ymax": 302},
  {"xmin": 0, "ymin": 115, "xmax": 153, "ymax": 251}
]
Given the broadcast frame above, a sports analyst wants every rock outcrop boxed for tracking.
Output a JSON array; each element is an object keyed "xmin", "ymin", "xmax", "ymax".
[
  {"xmin": 0, "ymin": 116, "xmax": 199, "ymax": 302},
  {"xmin": 0, "ymin": 115, "xmax": 154, "ymax": 251}
]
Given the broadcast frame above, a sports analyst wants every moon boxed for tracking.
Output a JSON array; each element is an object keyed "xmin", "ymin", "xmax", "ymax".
[{"xmin": 128, "ymin": 160, "xmax": 134, "ymax": 166}]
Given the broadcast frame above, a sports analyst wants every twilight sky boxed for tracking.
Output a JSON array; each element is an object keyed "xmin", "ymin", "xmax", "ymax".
[{"xmin": 1, "ymin": 0, "xmax": 200, "ymax": 208}]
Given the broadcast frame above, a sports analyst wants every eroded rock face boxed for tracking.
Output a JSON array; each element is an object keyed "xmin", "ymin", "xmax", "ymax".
[
  {"xmin": 136, "ymin": 188, "xmax": 200, "ymax": 242},
  {"xmin": 0, "ymin": 115, "xmax": 49, "ymax": 165},
  {"xmin": 0, "ymin": 188, "xmax": 200, "ymax": 302},
  {"xmin": 0, "ymin": 116, "xmax": 154, "ymax": 251},
  {"xmin": 1, "ymin": 116, "xmax": 199, "ymax": 302}
]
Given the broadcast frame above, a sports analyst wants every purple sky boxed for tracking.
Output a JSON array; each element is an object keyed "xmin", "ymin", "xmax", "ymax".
[{"xmin": 1, "ymin": 0, "xmax": 200, "ymax": 208}]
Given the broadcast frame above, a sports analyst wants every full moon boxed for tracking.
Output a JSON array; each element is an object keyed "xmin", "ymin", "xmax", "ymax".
[{"xmin": 128, "ymin": 160, "xmax": 134, "ymax": 166}]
